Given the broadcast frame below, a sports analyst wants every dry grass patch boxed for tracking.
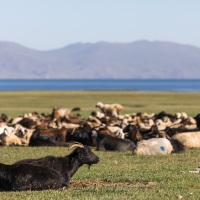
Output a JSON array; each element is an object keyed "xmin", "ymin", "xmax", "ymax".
[{"xmin": 69, "ymin": 180, "xmax": 157, "ymax": 189}]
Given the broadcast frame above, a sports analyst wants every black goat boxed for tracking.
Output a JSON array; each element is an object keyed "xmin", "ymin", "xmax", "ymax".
[
  {"xmin": 14, "ymin": 144, "xmax": 99, "ymax": 189},
  {"xmin": 28, "ymin": 129, "xmax": 56, "ymax": 146},
  {"xmin": 123, "ymin": 124, "xmax": 143, "ymax": 143},
  {"xmin": 91, "ymin": 130, "xmax": 135, "ymax": 151},
  {"xmin": 67, "ymin": 126, "xmax": 92, "ymax": 146},
  {"xmin": 0, "ymin": 163, "xmax": 66, "ymax": 191}
]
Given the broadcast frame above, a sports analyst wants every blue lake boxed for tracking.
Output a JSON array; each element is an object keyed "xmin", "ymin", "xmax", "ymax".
[{"xmin": 0, "ymin": 79, "xmax": 200, "ymax": 92}]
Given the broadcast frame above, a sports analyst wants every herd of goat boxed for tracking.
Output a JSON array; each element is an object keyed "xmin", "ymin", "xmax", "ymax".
[{"xmin": 0, "ymin": 101, "xmax": 200, "ymax": 191}]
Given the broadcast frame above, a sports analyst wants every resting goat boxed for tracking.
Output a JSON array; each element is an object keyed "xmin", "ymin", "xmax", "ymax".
[
  {"xmin": 0, "ymin": 163, "xmax": 66, "ymax": 191},
  {"xmin": 133, "ymin": 138, "xmax": 184, "ymax": 155},
  {"xmin": 91, "ymin": 130, "xmax": 135, "ymax": 151},
  {"xmin": 172, "ymin": 131, "xmax": 200, "ymax": 148},
  {"xmin": 13, "ymin": 143, "xmax": 99, "ymax": 190}
]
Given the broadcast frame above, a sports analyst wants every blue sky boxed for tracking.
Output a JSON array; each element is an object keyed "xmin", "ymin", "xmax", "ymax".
[{"xmin": 0, "ymin": 0, "xmax": 199, "ymax": 50}]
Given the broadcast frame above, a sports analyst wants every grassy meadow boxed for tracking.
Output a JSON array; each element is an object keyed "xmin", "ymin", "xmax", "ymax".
[{"xmin": 0, "ymin": 91, "xmax": 200, "ymax": 199}]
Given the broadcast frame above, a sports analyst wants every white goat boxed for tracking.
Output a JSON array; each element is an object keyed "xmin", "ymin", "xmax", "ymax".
[
  {"xmin": 96, "ymin": 102, "xmax": 124, "ymax": 117},
  {"xmin": 172, "ymin": 132, "xmax": 200, "ymax": 148},
  {"xmin": 133, "ymin": 138, "xmax": 173, "ymax": 155},
  {"xmin": 0, "ymin": 124, "xmax": 34, "ymax": 146}
]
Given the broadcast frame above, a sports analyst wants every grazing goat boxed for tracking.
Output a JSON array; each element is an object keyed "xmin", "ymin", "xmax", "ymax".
[
  {"xmin": 52, "ymin": 107, "xmax": 80, "ymax": 120},
  {"xmin": 0, "ymin": 163, "xmax": 66, "ymax": 191},
  {"xmin": 95, "ymin": 102, "xmax": 124, "ymax": 117},
  {"xmin": 14, "ymin": 143, "xmax": 99, "ymax": 188}
]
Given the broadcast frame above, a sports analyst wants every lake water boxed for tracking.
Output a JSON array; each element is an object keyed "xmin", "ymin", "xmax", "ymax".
[{"xmin": 0, "ymin": 79, "xmax": 200, "ymax": 92}]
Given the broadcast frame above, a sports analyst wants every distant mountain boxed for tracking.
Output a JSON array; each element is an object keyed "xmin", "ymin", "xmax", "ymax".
[{"xmin": 0, "ymin": 40, "xmax": 200, "ymax": 79}]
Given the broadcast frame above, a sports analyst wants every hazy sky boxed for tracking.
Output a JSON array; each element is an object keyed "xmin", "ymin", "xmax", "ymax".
[{"xmin": 0, "ymin": 0, "xmax": 199, "ymax": 50}]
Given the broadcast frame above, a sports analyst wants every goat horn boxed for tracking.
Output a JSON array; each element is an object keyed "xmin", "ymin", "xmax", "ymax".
[
  {"xmin": 70, "ymin": 128, "xmax": 76, "ymax": 135},
  {"xmin": 67, "ymin": 141, "xmax": 84, "ymax": 149}
]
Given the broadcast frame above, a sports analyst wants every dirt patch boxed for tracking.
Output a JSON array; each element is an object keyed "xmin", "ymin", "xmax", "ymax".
[
  {"xmin": 0, "ymin": 181, "xmax": 157, "ymax": 193},
  {"xmin": 70, "ymin": 180, "xmax": 157, "ymax": 189}
]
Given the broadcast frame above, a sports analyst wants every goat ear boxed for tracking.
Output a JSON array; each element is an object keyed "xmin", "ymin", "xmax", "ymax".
[{"xmin": 67, "ymin": 141, "xmax": 84, "ymax": 150}]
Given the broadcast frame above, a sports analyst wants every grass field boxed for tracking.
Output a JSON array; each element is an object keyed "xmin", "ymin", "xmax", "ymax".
[{"xmin": 0, "ymin": 91, "xmax": 200, "ymax": 200}]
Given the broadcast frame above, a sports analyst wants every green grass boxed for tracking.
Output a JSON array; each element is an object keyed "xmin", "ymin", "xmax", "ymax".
[
  {"xmin": 0, "ymin": 91, "xmax": 200, "ymax": 199},
  {"xmin": 1, "ymin": 91, "xmax": 200, "ymax": 118}
]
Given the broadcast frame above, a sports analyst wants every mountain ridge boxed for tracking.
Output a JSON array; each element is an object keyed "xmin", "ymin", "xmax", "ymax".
[{"xmin": 0, "ymin": 40, "xmax": 200, "ymax": 79}]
